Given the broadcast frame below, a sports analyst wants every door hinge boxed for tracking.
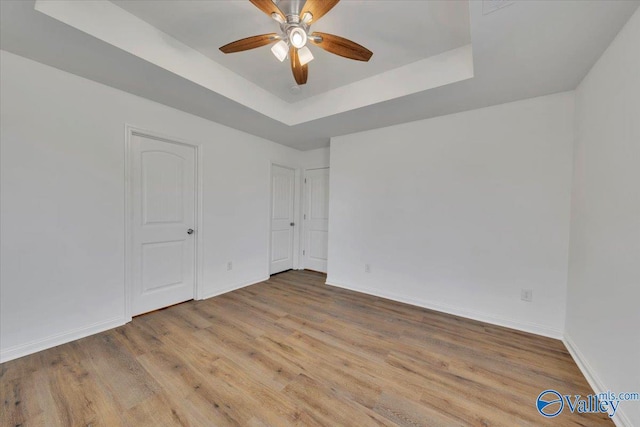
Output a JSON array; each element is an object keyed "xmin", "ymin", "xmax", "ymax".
[
  {"xmin": 304, "ymin": 214, "xmax": 306, "ymax": 220},
  {"xmin": 303, "ymin": 250, "xmax": 305, "ymax": 255},
  {"xmin": 304, "ymin": 178, "xmax": 307, "ymax": 184}
]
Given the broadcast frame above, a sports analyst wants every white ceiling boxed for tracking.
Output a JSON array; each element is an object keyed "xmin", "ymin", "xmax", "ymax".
[
  {"xmin": 110, "ymin": 0, "xmax": 471, "ymax": 102},
  {"xmin": 1, "ymin": 1, "xmax": 638, "ymax": 150}
]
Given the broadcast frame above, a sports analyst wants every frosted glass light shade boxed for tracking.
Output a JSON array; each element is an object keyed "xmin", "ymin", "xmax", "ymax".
[
  {"xmin": 288, "ymin": 27, "xmax": 307, "ymax": 48},
  {"xmin": 298, "ymin": 46, "xmax": 314, "ymax": 66},
  {"xmin": 271, "ymin": 40, "xmax": 288, "ymax": 62}
]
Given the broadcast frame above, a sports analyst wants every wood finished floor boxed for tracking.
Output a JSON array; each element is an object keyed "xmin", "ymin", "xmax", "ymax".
[{"xmin": 1, "ymin": 270, "xmax": 612, "ymax": 426}]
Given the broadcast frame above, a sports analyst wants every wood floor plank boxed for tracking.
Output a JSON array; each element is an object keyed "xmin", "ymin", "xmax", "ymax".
[
  {"xmin": 46, "ymin": 342, "xmax": 124, "ymax": 426},
  {"xmin": 191, "ymin": 327, "xmax": 302, "ymax": 391},
  {"xmin": 373, "ymin": 391, "xmax": 460, "ymax": 427},
  {"xmin": 282, "ymin": 373, "xmax": 393, "ymax": 427},
  {"xmin": 135, "ymin": 345, "xmax": 247, "ymax": 426},
  {"xmin": 0, "ymin": 270, "xmax": 613, "ymax": 426},
  {"xmin": 281, "ymin": 330, "xmax": 385, "ymax": 409},
  {"xmin": 124, "ymin": 394, "xmax": 191, "ymax": 427},
  {"xmin": 80, "ymin": 332, "xmax": 160, "ymax": 411},
  {"xmin": 203, "ymin": 357, "xmax": 314, "ymax": 426}
]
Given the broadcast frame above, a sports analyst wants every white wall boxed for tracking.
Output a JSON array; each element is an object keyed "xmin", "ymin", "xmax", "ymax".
[
  {"xmin": 0, "ymin": 51, "xmax": 303, "ymax": 361},
  {"xmin": 300, "ymin": 147, "xmax": 330, "ymax": 170},
  {"xmin": 565, "ymin": 8, "xmax": 640, "ymax": 427},
  {"xmin": 328, "ymin": 92, "xmax": 575, "ymax": 337}
]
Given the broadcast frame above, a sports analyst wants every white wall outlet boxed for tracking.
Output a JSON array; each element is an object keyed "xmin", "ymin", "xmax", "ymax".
[
  {"xmin": 521, "ymin": 289, "xmax": 533, "ymax": 302},
  {"xmin": 227, "ymin": 261, "xmax": 233, "ymax": 271},
  {"xmin": 364, "ymin": 264, "xmax": 371, "ymax": 273}
]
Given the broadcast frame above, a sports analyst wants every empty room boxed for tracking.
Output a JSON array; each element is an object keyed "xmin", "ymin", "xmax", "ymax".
[{"xmin": 1, "ymin": 0, "xmax": 639, "ymax": 426}]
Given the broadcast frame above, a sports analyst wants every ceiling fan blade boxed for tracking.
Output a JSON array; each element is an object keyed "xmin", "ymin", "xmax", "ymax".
[
  {"xmin": 300, "ymin": 0, "xmax": 340, "ymax": 23},
  {"xmin": 249, "ymin": 0, "xmax": 285, "ymax": 20},
  {"xmin": 310, "ymin": 32, "xmax": 373, "ymax": 62},
  {"xmin": 219, "ymin": 33, "xmax": 278, "ymax": 54},
  {"xmin": 290, "ymin": 47, "xmax": 308, "ymax": 85}
]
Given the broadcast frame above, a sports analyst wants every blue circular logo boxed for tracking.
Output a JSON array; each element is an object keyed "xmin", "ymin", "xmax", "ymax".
[{"xmin": 537, "ymin": 390, "xmax": 564, "ymax": 417}]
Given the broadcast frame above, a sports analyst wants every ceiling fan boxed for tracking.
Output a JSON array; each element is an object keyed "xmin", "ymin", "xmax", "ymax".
[{"xmin": 219, "ymin": 0, "xmax": 373, "ymax": 85}]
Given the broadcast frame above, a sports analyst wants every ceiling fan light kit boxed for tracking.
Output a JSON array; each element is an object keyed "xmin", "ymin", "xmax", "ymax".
[
  {"xmin": 219, "ymin": 0, "xmax": 373, "ymax": 86},
  {"xmin": 271, "ymin": 40, "xmax": 289, "ymax": 62},
  {"xmin": 297, "ymin": 46, "xmax": 314, "ymax": 66},
  {"xmin": 288, "ymin": 27, "xmax": 308, "ymax": 49}
]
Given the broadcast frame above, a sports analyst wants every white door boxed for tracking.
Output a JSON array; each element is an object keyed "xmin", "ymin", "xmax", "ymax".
[
  {"xmin": 303, "ymin": 168, "xmax": 329, "ymax": 273},
  {"xmin": 131, "ymin": 134, "xmax": 196, "ymax": 316},
  {"xmin": 270, "ymin": 165, "xmax": 295, "ymax": 274}
]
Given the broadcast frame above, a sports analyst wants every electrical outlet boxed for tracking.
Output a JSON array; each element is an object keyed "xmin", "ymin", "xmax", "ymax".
[
  {"xmin": 521, "ymin": 289, "xmax": 533, "ymax": 302},
  {"xmin": 227, "ymin": 261, "xmax": 233, "ymax": 271},
  {"xmin": 364, "ymin": 264, "xmax": 371, "ymax": 273}
]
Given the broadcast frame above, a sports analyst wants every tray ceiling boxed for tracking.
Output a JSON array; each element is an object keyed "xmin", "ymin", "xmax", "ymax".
[{"xmin": 1, "ymin": 0, "xmax": 638, "ymax": 150}]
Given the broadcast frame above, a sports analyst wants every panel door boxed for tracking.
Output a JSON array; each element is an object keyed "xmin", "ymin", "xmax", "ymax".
[
  {"xmin": 303, "ymin": 168, "xmax": 329, "ymax": 273},
  {"xmin": 131, "ymin": 134, "xmax": 196, "ymax": 316},
  {"xmin": 270, "ymin": 165, "xmax": 295, "ymax": 274}
]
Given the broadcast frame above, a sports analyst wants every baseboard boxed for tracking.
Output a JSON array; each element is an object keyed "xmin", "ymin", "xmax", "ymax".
[
  {"xmin": 325, "ymin": 280, "xmax": 563, "ymax": 339},
  {"xmin": 0, "ymin": 316, "xmax": 126, "ymax": 364},
  {"xmin": 1, "ymin": 277, "xmax": 270, "ymax": 364},
  {"xmin": 199, "ymin": 276, "xmax": 270, "ymax": 300},
  {"xmin": 563, "ymin": 334, "xmax": 633, "ymax": 427}
]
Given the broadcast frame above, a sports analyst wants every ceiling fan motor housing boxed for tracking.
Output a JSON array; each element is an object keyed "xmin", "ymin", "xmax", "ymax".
[
  {"xmin": 274, "ymin": 0, "xmax": 305, "ymax": 21},
  {"xmin": 274, "ymin": 0, "xmax": 312, "ymax": 48}
]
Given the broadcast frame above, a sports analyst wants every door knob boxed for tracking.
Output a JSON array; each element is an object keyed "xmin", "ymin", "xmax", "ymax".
[
  {"xmin": 187, "ymin": 228, "xmax": 194, "ymax": 235},
  {"xmin": 290, "ymin": 222, "xmax": 295, "ymax": 227}
]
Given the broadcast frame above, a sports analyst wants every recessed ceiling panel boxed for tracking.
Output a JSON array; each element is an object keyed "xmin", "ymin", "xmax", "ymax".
[
  {"xmin": 111, "ymin": 0, "xmax": 471, "ymax": 102},
  {"xmin": 3, "ymin": 0, "xmax": 637, "ymax": 150}
]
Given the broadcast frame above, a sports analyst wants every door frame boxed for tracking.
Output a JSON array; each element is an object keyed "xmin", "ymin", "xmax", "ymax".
[
  {"xmin": 124, "ymin": 125, "xmax": 204, "ymax": 321},
  {"xmin": 267, "ymin": 161, "xmax": 301, "ymax": 275},
  {"xmin": 300, "ymin": 167, "xmax": 330, "ymax": 271}
]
